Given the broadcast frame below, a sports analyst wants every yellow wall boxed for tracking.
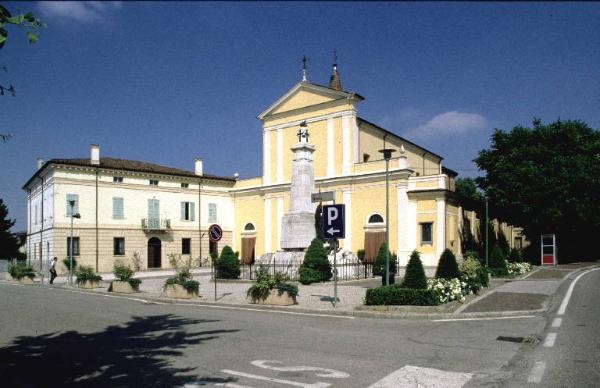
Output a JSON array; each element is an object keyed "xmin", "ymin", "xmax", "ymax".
[
  {"xmin": 270, "ymin": 89, "xmax": 336, "ymax": 115},
  {"xmin": 446, "ymin": 203, "xmax": 459, "ymax": 255},
  {"xmin": 234, "ymin": 195, "xmax": 264, "ymax": 258}
]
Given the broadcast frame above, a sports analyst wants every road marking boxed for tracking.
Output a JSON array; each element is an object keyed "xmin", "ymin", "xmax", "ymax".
[
  {"xmin": 543, "ymin": 332, "xmax": 557, "ymax": 347},
  {"xmin": 557, "ymin": 267, "xmax": 600, "ymax": 315},
  {"xmin": 221, "ymin": 369, "xmax": 330, "ymax": 388},
  {"xmin": 251, "ymin": 360, "xmax": 349, "ymax": 378},
  {"xmin": 432, "ymin": 315, "xmax": 536, "ymax": 322},
  {"xmin": 551, "ymin": 317, "xmax": 562, "ymax": 328},
  {"xmin": 172, "ymin": 303, "xmax": 355, "ymax": 320},
  {"xmin": 185, "ymin": 382, "xmax": 254, "ymax": 387},
  {"xmin": 527, "ymin": 361, "xmax": 546, "ymax": 383},
  {"xmin": 367, "ymin": 365, "xmax": 472, "ymax": 388}
]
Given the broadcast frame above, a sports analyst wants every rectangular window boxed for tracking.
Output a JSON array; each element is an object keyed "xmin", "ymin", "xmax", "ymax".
[
  {"xmin": 514, "ymin": 237, "xmax": 523, "ymax": 250},
  {"xmin": 66, "ymin": 194, "xmax": 79, "ymax": 216},
  {"xmin": 149, "ymin": 179, "xmax": 159, "ymax": 186},
  {"xmin": 181, "ymin": 182, "xmax": 189, "ymax": 188},
  {"xmin": 180, "ymin": 202, "xmax": 195, "ymax": 221},
  {"xmin": 112, "ymin": 197, "xmax": 124, "ymax": 219},
  {"xmin": 209, "ymin": 240, "xmax": 218, "ymax": 259},
  {"xmin": 113, "ymin": 176, "xmax": 123, "ymax": 183},
  {"xmin": 34, "ymin": 204, "xmax": 38, "ymax": 225},
  {"xmin": 182, "ymin": 238, "xmax": 191, "ymax": 255},
  {"xmin": 420, "ymin": 222, "xmax": 433, "ymax": 245},
  {"xmin": 208, "ymin": 203, "xmax": 217, "ymax": 223},
  {"xmin": 113, "ymin": 237, "xmax": 125, "ymax": 256},
  {"xmin": 67, "ymin": 237, "xmax": 80, "ymax": 256}
]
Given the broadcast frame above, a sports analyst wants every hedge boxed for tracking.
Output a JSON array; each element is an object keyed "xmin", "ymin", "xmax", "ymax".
[{"xmin": 365, "ymin": 285, "xmax": 440, "ymax": 306}]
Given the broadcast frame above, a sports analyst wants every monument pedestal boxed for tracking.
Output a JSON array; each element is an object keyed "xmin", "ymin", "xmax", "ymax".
[{"xmin": 280, "ymin": 211, "xmax": 315, "ymax": 250}]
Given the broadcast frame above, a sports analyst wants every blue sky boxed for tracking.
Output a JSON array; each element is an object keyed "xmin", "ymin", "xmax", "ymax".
[{"xmin": 2, "ymin": 1, "xmax": 599, "ymax": 231}]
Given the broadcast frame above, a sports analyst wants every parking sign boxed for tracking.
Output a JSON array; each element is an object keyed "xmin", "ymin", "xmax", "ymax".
[{"xmin": 322, "ymin": 204, "xmax": 345, "ymax": 239}]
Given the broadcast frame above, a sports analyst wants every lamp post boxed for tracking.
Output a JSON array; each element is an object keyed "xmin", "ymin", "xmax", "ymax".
[
  {"xmin": 485, "ymin": 196, "xmax": 489, "ymax": 268},
  {"xmin": 68, "ymin": 200, "xmax": 81, "ymax": 286},
  {"xmin": 379, "ymin": 147, "xmax": 396, "ymax": 286}
]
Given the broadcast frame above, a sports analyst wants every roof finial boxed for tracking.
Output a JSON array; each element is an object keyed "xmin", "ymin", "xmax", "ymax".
[
  {"xmin": 301, "ymin": 55, "xmax": 308, "ymax": 82},
  {"xmin": 329, "ymin": 50, "xmax": 342, "ymax": 91}
]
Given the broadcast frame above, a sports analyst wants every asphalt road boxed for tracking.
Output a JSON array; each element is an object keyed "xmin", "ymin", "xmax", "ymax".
[
  {"xmin": 0, "ymin": 274, "xmax": 593, "ymax": 388},
  {"xmin": 494, "ymin": 267, "xmax": 600, "ymax": 387}
]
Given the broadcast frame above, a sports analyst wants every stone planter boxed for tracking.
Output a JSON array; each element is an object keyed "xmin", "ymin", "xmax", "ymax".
[
  {"xmin": 5, "ymin": 273, "xmax": 13, "ymax": 281},
  {"xmin": 18, "ymin": 277, "xmax": 34, "ymax": 284},
  {"xmin": 248, "ymin": 289, "xmax": 297, "ymax": 306},
  {"xmin": 110, "ymin": 280, "xmax": 138, "ymax": 294},
  {"xmin": 163, "ymin": 284, "xmax": 198, "ymax": 299},
  {"xmin": 78, "ymin": 280, "xmax": 101, "ymax": 289}
]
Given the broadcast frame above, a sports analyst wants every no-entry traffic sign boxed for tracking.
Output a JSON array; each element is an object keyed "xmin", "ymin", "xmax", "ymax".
[
  {"xmin": 322, "ymin": 204, "xmax": 345, "ymax": 240},
  {"xmin": 209, "ymin": 224, "xmax": 223, "ymax": 242}
]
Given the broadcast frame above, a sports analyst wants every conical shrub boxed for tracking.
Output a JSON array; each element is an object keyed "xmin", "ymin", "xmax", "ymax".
[
  {"xmin": 401, "ymin": 250, "xmax": 427, "ymax": 289},
  {"xmin": 299, "ymin": 238, "xmax": 332, "ymax": 284},
  {"xmin": 435, "ymin": 249, "xmax": 460, "ymax": 279},
  {"xmin": 489, "ymin": 244, "xmax": 508, "ymax": 275},
  {"xmin": 216, "ymin": 245, "xmax": 240, "ymax": 279},
  {"xmin": 373, "ymin": 243, "xmax": 396, "ymax": 285}
]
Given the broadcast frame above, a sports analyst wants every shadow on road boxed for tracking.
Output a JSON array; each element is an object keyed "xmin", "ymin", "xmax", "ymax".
[{"xmin": 0, "ymin": 314, "xmax": 239, "ymax": 386}]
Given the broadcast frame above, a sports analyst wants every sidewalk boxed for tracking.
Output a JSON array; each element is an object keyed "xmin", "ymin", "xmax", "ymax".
[{"xmin": 7, "ymin": 262, "xmax": 599, "ymax": 319}]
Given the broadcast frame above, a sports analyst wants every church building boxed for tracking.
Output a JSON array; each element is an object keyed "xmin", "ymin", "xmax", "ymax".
[{"xmin": 24, "ymin": 61, "xmax": 521, "ymax": 273}]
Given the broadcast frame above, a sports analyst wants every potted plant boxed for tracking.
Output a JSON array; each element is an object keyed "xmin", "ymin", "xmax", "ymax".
[
  {"xmin": 247, "ymin": 266, "xmax": 298, "ymax": 306},
  {"xmin": 75, "ymin": 265, "xmax": 102, "ymax": 289},
  {"xmin": 109, "ymin": 261, "xmax": 141, "ymax": 293},
  {"xmin": 162, "ymin": 267, "xmax": 199, "ymax": 299},
  {"xmin": 8, "ymin": 262, "xmax": 35, "ymax": 284}
]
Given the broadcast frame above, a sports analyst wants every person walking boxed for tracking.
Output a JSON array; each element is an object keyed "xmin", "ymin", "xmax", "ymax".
[{"xmin": 49, "ymin": 257, "xmax": 58, "ymax": 284}]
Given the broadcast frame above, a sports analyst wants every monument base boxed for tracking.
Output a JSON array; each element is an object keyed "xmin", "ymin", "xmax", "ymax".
[
  {"xmin": 256, "ymin": 251, "xmax": 306, "ymax": 279},
  {"xmin": 280, "ymin": 211, "xmax": 316, "ymax": 250}
]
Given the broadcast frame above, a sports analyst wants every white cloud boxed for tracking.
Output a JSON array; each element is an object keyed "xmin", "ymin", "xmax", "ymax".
[
  {"xmin": 37, "ymin": 1, "xmax": 122, "ymax": 23},
  {"xmin": 405, "ymin": 111, "xmax": 487, "ymax": 139}
]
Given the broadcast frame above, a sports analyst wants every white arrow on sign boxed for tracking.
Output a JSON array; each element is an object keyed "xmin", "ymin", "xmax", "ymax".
[{"xmin": 327, "ymin": 227, "xmax": 340, "ymax": 236}]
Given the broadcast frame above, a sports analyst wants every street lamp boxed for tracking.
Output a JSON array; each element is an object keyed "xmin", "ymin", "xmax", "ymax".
[
  {"xmin": 68, "ymin": 200, "xmax": 81, "ymax": 286},
  {"xmin": 485, "ymin": 196, "xmax": 489, "ymax": 268},
  {"xmin": 378, "ymin": 147, "xmax": 396, "ymax": 286}
]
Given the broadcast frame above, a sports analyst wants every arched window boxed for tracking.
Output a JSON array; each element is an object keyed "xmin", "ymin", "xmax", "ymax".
[
  {"xmin": 367, "ymin": 214, "xmax": 384, "ymax": 224},
  {"xmin": 244, "ymin": 222, "xmax": 255, "ymax": 231}
]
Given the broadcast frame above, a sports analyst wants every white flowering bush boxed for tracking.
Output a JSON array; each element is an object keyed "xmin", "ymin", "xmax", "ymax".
[
  {"xmin": 427, "ymin": 278, "xmax": 470, "ymax": 304},
  {"xmin": 507, "ymin": 262, "xmax": 533, "ymax": 275}
]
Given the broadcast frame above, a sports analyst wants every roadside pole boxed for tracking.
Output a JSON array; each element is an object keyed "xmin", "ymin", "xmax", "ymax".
[
  {"xmin": 208, "ymin": 224, "xmax": 223, "ymax": 302},
  {"xmin": 333, "ymin": 237, "xmax": 337, "ymax": 308}
]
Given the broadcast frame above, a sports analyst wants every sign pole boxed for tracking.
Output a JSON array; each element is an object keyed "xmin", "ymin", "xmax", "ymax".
[
  {"xmin": 333, "ymin": 238, "xmax": 338, "ymax": 308},
  {"xmin": 208, "ymin": 224, "xmax": 223, "ymax": 302}
]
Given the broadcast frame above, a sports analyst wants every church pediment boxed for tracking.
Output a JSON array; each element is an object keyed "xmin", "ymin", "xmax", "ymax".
[{"xmin": 258, "ymin": 82, "xmax": 363, "ymax": 120}]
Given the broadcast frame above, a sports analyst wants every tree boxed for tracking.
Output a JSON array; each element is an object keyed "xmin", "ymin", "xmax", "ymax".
[
  {"xmin": 215, "ymin": 245, "xmax": 240, "ymax": 279},
  {"xmin": 488, "ymin": 244, "xmax": 508, "ymax": 276},
  {"xmin": 0, "ymin": 198, "xmax": 20, "ymax": 259},
  {"xmin": 475, "ymin": 118, "xmax": 600, "ymax": 262},
  {"xmin": 299, "ymin": 238, "xmax": 332, "ymax": 284},
  {"xmin": 373, "ymin": 243, "xmax": 397, "ymax": 285},
  {"xmin": 401, "ymin": 250, "xmax": 427, "ymax": 289},
  {"xmin": 435, "ymin": 249, "xmax": 461, "ymax": 280},
  {"xmin": 455, "ymin": 177, "xmax": 484, "ymax": 207},
  {"xmin": 1, "ymin": 3, "xmax": 45, "ymax": 141}
]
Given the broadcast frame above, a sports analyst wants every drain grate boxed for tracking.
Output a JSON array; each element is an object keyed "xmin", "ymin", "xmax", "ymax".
[
  {"xmin": 496, "ymin": 335, "xmax": 540, "ymax": 344},
  {"xmin": 497, "ymin": 336, "xmax": 525, "ymax": 343}
]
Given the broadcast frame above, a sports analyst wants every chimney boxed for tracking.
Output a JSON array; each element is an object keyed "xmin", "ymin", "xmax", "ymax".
[
  {"xmin": 194, "ymin": 158, "xmax": 203, "ymax": 176},
  {"xmin": 90, "ymin": 144, "xmax": 100, "ymax": 165},
  {"xmin": 37, "ymin": 158, "xmax": 44, "ymax": 170},
  {"xmin": 398, "ymin": 145, "xmax": 409, "ymax": 170}
]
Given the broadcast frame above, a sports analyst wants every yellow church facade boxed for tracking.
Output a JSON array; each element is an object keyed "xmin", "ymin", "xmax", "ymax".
[{"xmin": 231, "ymin": 69, "xmax": 462, "ymax": 267}]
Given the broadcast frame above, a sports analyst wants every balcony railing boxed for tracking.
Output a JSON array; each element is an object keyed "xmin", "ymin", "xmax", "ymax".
[{"xmin": 142, "ymin": 218, "xmax": 171, "ymax": 230}]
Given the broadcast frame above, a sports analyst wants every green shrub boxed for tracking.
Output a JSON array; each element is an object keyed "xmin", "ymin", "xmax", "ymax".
[
  {"xmin": 401, "ymin": 250, "xmax": 427, "ymax": 289},
  {"xmin": 215, "ymin": 245, "xmax": 240, "ymax": 279},
  {"xmin": 247, "ymin": 273, "xmax": 298, "ymax": 302},
  {"xmin": 75, "ymin": 265, "xmax": 102, "ymax": 284},
  {"xmin": 508, "ymin": 248, "xmax": 523, "ymax": 263},
  {"xmin": 435, "ymin": 249, "xmax": 460, "ymax": 279},
  {"xmin": 489, "ymin": 244, "xmax": 508, "ymax": 276},
  {"xmin": 113, "ymin": 261, "xmax": 134, "ymax": 281},
  {"xmin": 459, "ymin": 256, "xmax": 484, "ymax": 293},
  {"xmin": 357, "ymin": 249, "xmax": 365, "ymax": 262},
  {"xmin": 373, "ymin": 243, "xmax": 397, "ymax": 285},
  {"xmin": 8, "ymin": 263, "xmax": 35, "ymax": 280},
  {"xmin": 62, "ymin": 257, "xmax": 77, "ymax": 271},
  {"xmin": 477, "ymin": 266, "xmax": 489, "ymax": 287},
  {"xmin": 365, "ymin": 284, "xmax": 440, "ymax": 306},
  {"xmin": 127, "ymin": 278, "xmax": 142, "ymax": 289},
  {"xmin": 164, "ymin": 267, "xmax": 199, "ymax": 293},
  {"xmin": 298, "ymin": 239, "xmax": 332, "ymax": 284}
]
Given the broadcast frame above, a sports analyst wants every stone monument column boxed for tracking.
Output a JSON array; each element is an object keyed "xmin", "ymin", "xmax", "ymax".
[{"xmin": 280, "ymin": 121, "xmax": 317, "ymax": 250}]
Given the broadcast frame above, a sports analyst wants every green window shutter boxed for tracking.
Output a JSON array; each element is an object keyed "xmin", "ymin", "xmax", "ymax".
[
  {"xmin": 113, "ymin": 197, "xmax": 124, "ymax": 219},
  {"xmin": 208, "ymin": 203, "xmax": 217, "ymax": 222},
  {"xmin": 190, "ymin": 202, "xmax": 195, "ymax": 221},
  {"xmin": 181, "ymin": 202, "xmax": 185, "ymax": 221}
]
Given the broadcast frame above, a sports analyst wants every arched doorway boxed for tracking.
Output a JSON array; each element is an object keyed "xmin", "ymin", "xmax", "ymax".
[
  {"xmin": 241, "ymin": 222, "xmax": 257, "ymax": 265},
  {"xmin": 363, "ymin": 213, "xmax": 386, "ymax": 263},
  {"xmin": 148, "ymin": 237, "xmax": 162, "ymax": 268}
]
